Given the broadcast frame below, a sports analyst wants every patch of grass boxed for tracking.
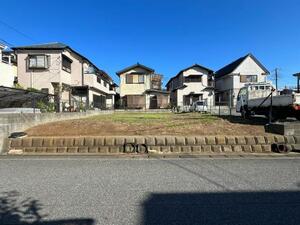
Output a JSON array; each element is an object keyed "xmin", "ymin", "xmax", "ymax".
[
  {"xmin": 88, "ymin": 112, "xmax": 219, "ymax": 125},
  {"xmin": 88, "ymin": 112, "xmax": 170, "ymax": 124}
]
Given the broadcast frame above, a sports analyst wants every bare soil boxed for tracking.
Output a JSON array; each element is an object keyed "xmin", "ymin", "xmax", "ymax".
[{"xmin": 25, "ymin": 112, "xmax": 269, "ymax": 136}]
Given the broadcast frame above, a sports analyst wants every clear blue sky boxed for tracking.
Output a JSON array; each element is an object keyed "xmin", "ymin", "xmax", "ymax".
[{"xmin": 1, "ymin": 0, "xmax": 299, "ymax": 88}]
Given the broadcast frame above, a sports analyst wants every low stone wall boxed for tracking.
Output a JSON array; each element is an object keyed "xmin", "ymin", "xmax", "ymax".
[
  {"xmin": 0, "ymin": 110, "xmax": 113, "ymax": 153},
  {"xmin": 8, "ymin": 135, "xmax": 300, "ymax": 155}
]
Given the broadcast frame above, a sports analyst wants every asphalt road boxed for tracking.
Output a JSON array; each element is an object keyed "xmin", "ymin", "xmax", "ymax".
[{"xmin": 0, "ymin": 157, "xmax": 300, "ymax": 225}]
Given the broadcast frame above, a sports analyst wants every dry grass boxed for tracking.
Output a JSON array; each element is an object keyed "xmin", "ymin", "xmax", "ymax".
[{"xmin": 25, "ymin": 112, "xmax": 268, "ymax": 136}]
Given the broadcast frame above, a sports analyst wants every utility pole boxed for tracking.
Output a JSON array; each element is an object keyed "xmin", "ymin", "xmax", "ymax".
[
  {"xmin": 275, "ymin": 68, "xmax": 278, "ymax": 90},
  {"xmin": 293, "ymin": 72, "xmax": 300, "ymax": 93}
]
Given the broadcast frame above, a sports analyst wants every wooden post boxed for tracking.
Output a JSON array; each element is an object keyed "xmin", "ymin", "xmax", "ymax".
[{"xmin": 218, "ymin": 95, "xmax": 221, "ymax": 116}]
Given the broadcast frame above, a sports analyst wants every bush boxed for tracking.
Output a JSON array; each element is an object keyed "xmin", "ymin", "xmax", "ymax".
[{"xmin": 36, "ymin": 100, "xmax": 56, "ymax": 113}]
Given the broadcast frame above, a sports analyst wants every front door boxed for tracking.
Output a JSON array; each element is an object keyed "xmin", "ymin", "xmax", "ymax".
[{"xmin": 149, "ymin": 95, "xmax": 158, "ymax": 109}]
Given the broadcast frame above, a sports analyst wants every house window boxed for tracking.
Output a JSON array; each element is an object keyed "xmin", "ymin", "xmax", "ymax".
[
  {"xmin": 184, "ymin": 75, "xmax": 202, "ymax": 83},
  {"xmin": 126, "ymin": 74, "xmax": 134, "ymax": 84},
  {"xmin": 104, "ymin": 81, "xmax": 107, "ymax": 87},
  {"xmin": 28, "ymin": 55, "xmax": 49, "ymax": 69},
  {"xmin": 240, "ymin": 75, "xmax": 257, "ymax": 83},
  {"xmin": 138, "ymin": 75, "xmax": 144, "ymax": 83},
  {"xmin": 97, "ymin": 76, "xmax": 101, "ymax": 84},
  {"xmin": 62, "ymin": 55, "xmax": 72, "ymax": 73}
]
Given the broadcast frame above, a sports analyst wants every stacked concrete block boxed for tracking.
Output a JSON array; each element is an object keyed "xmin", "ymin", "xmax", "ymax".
[{"xmin": 8, "ymin": 135, "xmax": 300, "ymax": 155}]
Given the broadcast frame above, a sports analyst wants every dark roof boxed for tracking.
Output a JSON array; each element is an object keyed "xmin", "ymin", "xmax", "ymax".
[
  {"xmin": 215, "ymin": 53, "xmax": 270, "ymax": 78},
  {"xmin": 13, "ymin": 42, "xmax": 113, "ymax": 82},
  {"xmin": 116, "ymin": 63, "xmax": 154, "ymax": 76},
  {"xmin": 165, "ymin": 64, "xmax": 214, "ymax": 87},
  {"xmin": 12, "ymin": 42, "xmax": 68, "ymax": 50}
]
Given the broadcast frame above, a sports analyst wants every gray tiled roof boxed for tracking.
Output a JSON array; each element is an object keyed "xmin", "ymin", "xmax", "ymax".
[{"xmin": 13, "ymin": 42, "xmax": 68, "ymax": 49}]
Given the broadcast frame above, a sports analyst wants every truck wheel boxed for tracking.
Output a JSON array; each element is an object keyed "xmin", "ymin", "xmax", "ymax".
[
  {"xmin": 295, "ymin": 114, "xmax": 300, "ymax": 121},
  {"xmin": 265, "ymin": 113, "xmax": 278, "ymax": 122},
  {"xmin": 241, "ymin": 108, "xmax": 251, "ymax": 119}
]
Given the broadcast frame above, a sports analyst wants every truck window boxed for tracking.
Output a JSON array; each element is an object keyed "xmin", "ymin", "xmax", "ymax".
[{"xmin": 237, "ymin": 88, "xmax": 247, "ymax": 100}]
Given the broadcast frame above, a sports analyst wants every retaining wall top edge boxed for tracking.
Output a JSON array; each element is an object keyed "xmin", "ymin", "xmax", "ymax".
[{"xmin": 10, "ymin": 135, "xmax": 286, "ymax": 139}]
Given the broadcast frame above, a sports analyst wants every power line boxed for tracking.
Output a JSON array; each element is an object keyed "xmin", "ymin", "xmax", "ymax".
[
  {"xmin": 0, "ymin": 38, "xmax": 14, "ymax": 47},
  {"xmin": 0, "ymin": 19, "xmax": 37, "ymax": 42}
]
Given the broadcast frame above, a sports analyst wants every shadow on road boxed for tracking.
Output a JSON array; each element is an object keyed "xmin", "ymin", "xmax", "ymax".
[
  {"xmin": 142, "ymin": 191, "xmax": 300, "ymax": 225},
  {"xmin": 0, "ymin": 191, "xmax": 95, "ymax": 225}
]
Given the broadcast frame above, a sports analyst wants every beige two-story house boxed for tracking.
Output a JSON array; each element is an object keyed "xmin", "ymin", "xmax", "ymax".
[
  {"xmin": 116, "ymin": 63, "xmax": 169, "ymax": 109},
  {"xmin": 13, "ymin": 42, "xmax": 116, "ymax": 111},
  {"xmin": 215, "ymin": 53, "xmax": 270, "ymax": 106},
  {"xmin": 166, "ymin": 64, "xmax": 214, "ymax": 107}
]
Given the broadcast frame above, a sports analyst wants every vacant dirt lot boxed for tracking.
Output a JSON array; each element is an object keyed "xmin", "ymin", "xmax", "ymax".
[{"xmin": 25, "ymin": 112, "xmax": 269, "ymax": 136}]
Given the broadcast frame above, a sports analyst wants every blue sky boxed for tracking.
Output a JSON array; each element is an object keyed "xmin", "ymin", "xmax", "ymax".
[{"xmin": 1, "ymin": 0, "xmax": 299, "ymax": 88}]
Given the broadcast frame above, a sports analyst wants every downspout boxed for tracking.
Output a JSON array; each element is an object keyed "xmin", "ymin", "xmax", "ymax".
[{"xmin": 81, "ymin": 60, "xmax": 88, "ymax": 110}]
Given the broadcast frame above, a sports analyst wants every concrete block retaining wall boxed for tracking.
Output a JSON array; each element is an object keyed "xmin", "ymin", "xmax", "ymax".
[
  {"xmin": 8, "ymin": 135, "xmax": 300, "ymax": 155},
  {"xmin": 0, "ymin": 110, "xmax": 113, "ymax": 153}
]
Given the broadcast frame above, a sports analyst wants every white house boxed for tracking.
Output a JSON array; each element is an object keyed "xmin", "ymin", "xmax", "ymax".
[
  {"xmin": 0, "ymin": 43, "xmax": 17, "ymax": 87},
  {"xmin": 166, "ymin": 64, "xmax": 214, "ymax": 107},
  {"xmin": 215, "ymin": 53, "xmax": 270, "ymax": 106}
]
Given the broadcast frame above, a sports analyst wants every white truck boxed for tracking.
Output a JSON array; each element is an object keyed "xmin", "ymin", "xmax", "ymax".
[{"xmin": 236, "ymin": 82, "xmax": 300, "ymax": 121}]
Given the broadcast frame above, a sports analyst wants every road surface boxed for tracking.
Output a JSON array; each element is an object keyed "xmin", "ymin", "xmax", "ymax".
[{"xmin": 0, "ymin": 156, "xmax": 299, "ymax": 225}]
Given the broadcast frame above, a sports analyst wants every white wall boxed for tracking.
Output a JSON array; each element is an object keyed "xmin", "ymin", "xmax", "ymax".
[
  {"xmin": 0, "ymin": 62, "xmax": 17, "ymax": 87},
  {"xmin": 0, "ymin": 47, "xmax": 17, "ymax": 87},
  {"xmin": 84, "ymin": 73, "xmax": 111, "ymax": 94},
  {"xmin": 232, "ymin": 56, "xmax": 267, "ymax": 90},
  {"xmin": 215, "ymin": 75, "xmax": 233, "ymax": 92},
  {"xmin": 172, "ymin": 67, "xmax": 214, "ymax": 107}
]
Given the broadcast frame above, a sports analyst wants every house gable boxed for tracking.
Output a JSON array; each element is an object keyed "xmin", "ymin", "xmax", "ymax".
[
  {"xmin": 233, "ymin": 55, "xmax": 269, "ymax": 76},
  {"xmin": 166, "ymin": 64, "xmax": 213, "ymax": 89},
  {"xmin": 116, "ymin": 63, "xmax": 154, "ymax": 76},
  {"xmin": 183, "ymin": 66, "xmax": 211, "ymax": 77}
]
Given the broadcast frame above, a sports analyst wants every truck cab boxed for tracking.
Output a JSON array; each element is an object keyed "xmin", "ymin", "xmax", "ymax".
[{"xmin": 236, "ymin": 83, "xmax": 273, "ymax": 113}]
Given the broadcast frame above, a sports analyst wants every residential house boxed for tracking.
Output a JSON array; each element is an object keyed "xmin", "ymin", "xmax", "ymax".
[
  {"xmin": 166, "ymin": 64, "xmax": 214, "ymax": 107},
  {"xmin": 0, "ymin": 43, "xmax": 17, "ymax": 87},
  {"xmin": 12, "ymin": 42, "xmax": 116, "ymax": 111},
  {"xmin": 116, "ymin": 63, "xmax": 169, "ymax": 109},
  {"xmin": 215, "ymin": 53, "xmax": 270, "ymax": 106}
]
